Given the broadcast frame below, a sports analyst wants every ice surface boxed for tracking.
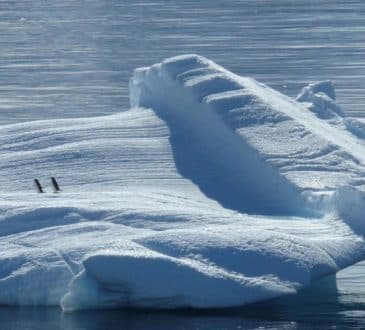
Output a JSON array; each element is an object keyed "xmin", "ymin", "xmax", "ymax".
[
  {"xmin": 131, "ymin": 55, "xmax": 365, "ymax": 197},
  {"xmin": 1, "ymin": 55, "xmax": 365, "ymax": 311},
  {"xmin": 296, "ymin": 80, "xmax": 344, "ymax": 120}
]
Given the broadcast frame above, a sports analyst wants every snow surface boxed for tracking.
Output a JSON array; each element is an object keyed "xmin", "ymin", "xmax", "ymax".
[{"xmin": 1, "ymin": 55, "xmax": 365, "ymax": 311}]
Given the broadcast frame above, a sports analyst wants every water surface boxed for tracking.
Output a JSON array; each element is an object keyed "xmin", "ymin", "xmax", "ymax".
[{"xmin": 0, "ymin": 0, "xmax": 364, "ymax": 124}]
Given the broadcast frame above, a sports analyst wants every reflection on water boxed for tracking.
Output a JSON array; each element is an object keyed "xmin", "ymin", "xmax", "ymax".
[
  {"xmin": 0, "ymin": 307, "xmax": 291, "ymax": 330},
  {"xmin": 0, "ymin": 307, "xmax": 296, "ymax": 330},
  {"xmin": 2, "ymin": 275, "xmax": 365, "ymax": 329}
]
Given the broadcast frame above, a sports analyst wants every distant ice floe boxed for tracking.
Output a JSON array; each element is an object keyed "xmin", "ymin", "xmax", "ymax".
[{"xmin": 1, "ymin": 55, "xmax": 365, "ymax": 311}]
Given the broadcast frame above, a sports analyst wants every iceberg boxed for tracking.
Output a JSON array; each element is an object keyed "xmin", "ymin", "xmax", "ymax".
[{"xmin": 1, "ymin": 55, "xmax": 365, "ymax": 311}]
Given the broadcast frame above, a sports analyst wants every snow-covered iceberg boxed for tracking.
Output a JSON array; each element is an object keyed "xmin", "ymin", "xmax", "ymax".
[{"xmin": 1, "ymin": 55, "xmax": 365, "ymax": 311}]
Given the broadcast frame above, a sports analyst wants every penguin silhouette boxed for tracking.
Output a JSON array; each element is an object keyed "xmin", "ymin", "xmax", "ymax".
[
  {"xmin": 51, "ymin": 177, "xmax": 61, "ymax": 193},
  {"xmin": 34, "ymin": 179, "xmax": 44, "ymax": 193}
]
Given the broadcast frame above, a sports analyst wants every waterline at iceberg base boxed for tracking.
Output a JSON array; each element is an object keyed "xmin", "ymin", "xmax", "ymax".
[{"xmin": 1, "ymin": 55, "xmax": 365, "ymax": 312}]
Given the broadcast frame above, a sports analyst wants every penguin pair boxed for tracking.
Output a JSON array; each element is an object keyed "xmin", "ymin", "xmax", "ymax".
[{"xmin": 34, "ymin": 177, "xmax": 61, "ymax": 193}]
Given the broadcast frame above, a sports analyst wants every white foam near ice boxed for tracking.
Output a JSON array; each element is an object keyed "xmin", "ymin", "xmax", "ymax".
[{"xmin": 1, "ymin": 55, "xmax": 365, "ymax": 311}]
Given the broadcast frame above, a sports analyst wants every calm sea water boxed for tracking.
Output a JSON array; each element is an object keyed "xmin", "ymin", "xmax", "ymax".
[
  {"xmin": 1, "ymin": 0, "xmax": 365, "ymax": 124},
  {"xmin": 1, "ymin": 0, "xmax": 365, "ymax": 328}
]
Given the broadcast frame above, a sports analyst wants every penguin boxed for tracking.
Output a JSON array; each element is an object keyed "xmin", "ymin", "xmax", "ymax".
[
  {"xmin": 34, "ymin": 179, "xmax": 44, "ymax": 193},
  {"xmin": 51, "ymin": 177, "xmax": 61, "ymax": 193}
]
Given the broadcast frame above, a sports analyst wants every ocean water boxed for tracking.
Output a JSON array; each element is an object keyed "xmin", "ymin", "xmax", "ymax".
[
  {"xmin": 1, "ymin": 0, "xmax": 365, "ymax": 124},
  {"xmin": 1, "ymin": 0, "xmax": 365, "ymax": 328}
]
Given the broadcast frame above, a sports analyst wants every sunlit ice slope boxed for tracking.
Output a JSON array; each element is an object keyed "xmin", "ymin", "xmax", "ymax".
[
  {"xmin": 1, "ymin": 55, "xmax": 365, "ymax": 311},
  {"xmin": 131, "ymin": 55, "xmax": 365, "ymax": 207}
]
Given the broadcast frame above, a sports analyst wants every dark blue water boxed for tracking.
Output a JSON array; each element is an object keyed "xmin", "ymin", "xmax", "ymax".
[
  {"xmin": 1, "ymin": 1, "xmax": 365, "ymax": 328},
  {"xmin": 0, "ymin": 307, "xmax": 297, "ymax": 330}
]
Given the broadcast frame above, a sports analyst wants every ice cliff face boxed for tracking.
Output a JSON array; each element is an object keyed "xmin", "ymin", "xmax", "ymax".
[{"xmin": 1, "ymin": 55, "xmax": 365, "ymax": 311}]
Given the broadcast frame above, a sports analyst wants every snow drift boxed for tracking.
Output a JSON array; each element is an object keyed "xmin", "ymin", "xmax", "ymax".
[{"xmin": 1, "ymin": 55, "xmax": 365, "ymax": 311}]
